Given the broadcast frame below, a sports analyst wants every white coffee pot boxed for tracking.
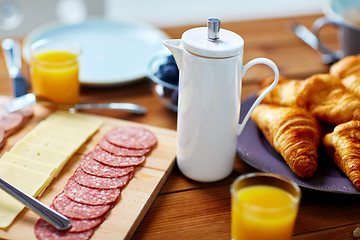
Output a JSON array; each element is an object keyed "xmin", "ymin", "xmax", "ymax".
[{"xmin": 164, "ymin": 18, "xmax": 279, "ymax": 182}]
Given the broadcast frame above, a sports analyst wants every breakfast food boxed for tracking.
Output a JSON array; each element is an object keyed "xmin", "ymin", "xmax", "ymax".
[
  {"xmin": 336, "ymin": 73, "xmax": 360, "ymax": 98},
  {"xmin": 74, "ymin": 168, "xmax": 132, "ymax": 189},
  {"xmin": 252, "ymin": 55, "xmax": 360, "ymax": 189},
  {"xmin": 323, "ymin": 120, "xmax": 360, "ymax": 190},
  {"xmin": 301, "ymin": 74, "xmax": 360, "ymax": 125},
  {"xmin": 251, "ymin": 104, "xmax": 321, "ymax": 178},
  {"xmin": 64, "ymin": 177, "xmax": 121, "ymax": 206},
  {"xmin": 35, "ymin": 218, "xmax": 95, "ymax": 240},
  {"xmin": 0, "ymin": 127, "xmax": 5, "ymax": 149},
  {"xmin": 80, "ymin": 154, "xmax": 134, "ymax": 178},
  {"xmin": 0, "ymin": 111, "xmax": 103, "ymax": 228},
  {"xmin": 105, "ymin": 126, "xmax": 157, "ymax": 149},
  {"xmin": 98, "ymin": 138, "xmax": 150, "ymax": 156},
  {"xmin": 52, "ymin": 192, "xmax": 111, "ymax": 220},
  {"xmin": 329, "ymin": 56, "xmax": 360, "ymax": 99},
  {"xmin": 258, "ymin": 76, "xmax": 307, "ymax": 107},
  {"xmin": 92, "ymin": 145, "xmax": 146, "ymax": 167},
  {"xmin": 0, "ymin": 95, "xmax": 34, "ymax": 147},
  {"xmin": 34, "ymin": 126, "xmax": 157, "ymax": 240},
  {"xmin": 1, "ymin": 112, "xmax": 24, "ymax": 137},
  {"xmin": 329, "ymin": 55, "xmax": 360, "ymax": 79},
  {"xmin": 260, "ymin": 73, "xmax": 360, "ymax": 125}
]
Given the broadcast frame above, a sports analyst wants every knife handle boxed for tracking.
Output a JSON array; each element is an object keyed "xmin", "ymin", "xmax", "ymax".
[{"xmin": 13, "ymin": 73, "xmax": 28, "ymax": 97}]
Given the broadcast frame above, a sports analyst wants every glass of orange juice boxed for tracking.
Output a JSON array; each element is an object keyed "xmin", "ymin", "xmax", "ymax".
[
  {"xmin": 231, "ymin": 172, "xmax": 301, "ymax": 240},
  {"xmin": 30, "ymin": 38, "xmax": 81, "ymax": 105}
]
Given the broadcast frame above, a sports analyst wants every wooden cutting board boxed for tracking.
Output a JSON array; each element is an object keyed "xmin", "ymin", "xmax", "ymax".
[{"xmin": 0, "ymin": 104, "xmax": 177, "ymax": 240}]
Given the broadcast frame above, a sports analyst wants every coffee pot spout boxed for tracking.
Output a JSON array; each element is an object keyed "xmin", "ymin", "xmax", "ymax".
[{"xmin": 163, "ymin": 39, "xmax": 184, "ymax": 69}]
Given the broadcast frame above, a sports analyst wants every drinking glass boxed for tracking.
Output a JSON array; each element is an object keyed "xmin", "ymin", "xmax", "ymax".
[
  {"xmin": 231, "ymin": 172, "xmax": 301, "ymax": 240},
  {"xmin": 30, "ymin": 38, "xmax": 81, "ymax": 105}
]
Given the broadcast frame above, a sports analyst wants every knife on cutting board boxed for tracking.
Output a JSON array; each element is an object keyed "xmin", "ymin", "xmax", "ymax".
[{"xmin": 1, "ymin": 38, "xmax": 28, "ymax": 97}]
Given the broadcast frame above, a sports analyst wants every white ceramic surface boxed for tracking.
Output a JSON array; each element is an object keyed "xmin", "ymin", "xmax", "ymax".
[
  {"xmin": 22, "ymin": 18, "xmax": 169, "ymax": 87},
  {"xmin": 164, "ymin": 27, "xmax": 279, "ymax": 182}
]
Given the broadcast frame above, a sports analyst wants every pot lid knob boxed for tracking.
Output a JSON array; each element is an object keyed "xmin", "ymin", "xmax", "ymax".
[{"xmin": 207, "ymin": 17, "xmax": 220, "ymax": 41}]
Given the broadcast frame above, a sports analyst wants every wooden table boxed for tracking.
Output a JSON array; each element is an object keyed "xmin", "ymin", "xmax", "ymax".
[{"xmin": 0, "ymin": 14, "xmax": 359, "ymax": 240}]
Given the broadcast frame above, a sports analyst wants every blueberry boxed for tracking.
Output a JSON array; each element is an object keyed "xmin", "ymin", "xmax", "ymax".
[
  {"xmin": 166, "ymin": 55, "xmax": 176, "ymax": 64},
  {"xmin": 157, "ymin": 63, "xmax": 179, "ymax": 85}
]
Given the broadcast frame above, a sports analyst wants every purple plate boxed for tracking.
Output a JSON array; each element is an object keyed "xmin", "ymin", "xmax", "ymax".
[{"xmin": 236, "ymin": 94, "xmax": 360, "ymax": 194}]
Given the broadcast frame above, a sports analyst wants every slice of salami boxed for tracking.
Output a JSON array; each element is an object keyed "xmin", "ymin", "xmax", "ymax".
[
  {"xmin": 99, "ymin": 138, "xmax": 151, "ymax": 157},
  {"xmin": 17, "ymin": 106, "xmax": 34, "ymax": 120},
  {"xmin": 80, "ymin": 153, "xmax": 134, "ymax": 178},
  {"xmin": 68, "ymin": 217, "xmax": 104, "ymax": 233},
  {"xmin": 105, "ymin": 126, "xmax": 157, "ymax": 149},
  {"xmin": 0, "ymin": 126, "xmax": 6, "ymax": 150},
  {"xmin": 74, "ymin": 167, "xmax": 132, "ymax": 189},
  {"xmin": 52, "ymin": 192, "xmax": 110, "ymax": 219},
  {"xmin": 64, "ymin": 177, "xmax": 121, "ymax": 205},
  {"xmin": 1, "ymin": 112, "xmax": 24, "ymax": 137},
  {"xmin": 92, "ymin": 145, "xmax": 146, "ymax": 167},
  {"xmin": 34, "ymin": 218, "xmax": 95, "ymax": 240}
]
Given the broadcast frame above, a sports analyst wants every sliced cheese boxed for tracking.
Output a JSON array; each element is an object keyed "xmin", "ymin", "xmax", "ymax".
[
  {"xmin": 45, "ymin": 111, "xmax": 103, "ymax": 134},
  {"xmin": 34, "ymin": 120, "xmax": 91, "ymax": 139},
  {"xmin": 51, "ymin": 110, "xmax": 104, "ymax": 124},
  {"xmin": 30, "ymin": 125, "xmax": 86, "ymax": 147},
  {"xmin": 22, "ymin": 133, "xmax": 78, "ymax": 155},
  {"xmin": 0, "ymin": 152, "xmax": 56, "ymax": 176},
  {"xmin": 9, "ymin": 141, "xmax": 69, "ymax": 177},
  {"xmin": 0, "ymin": 162, "xmax": 49, "ymax": 228},
  {"xmin": 0, "ymin": 153, "xmax": 56, "ymax": 194}
]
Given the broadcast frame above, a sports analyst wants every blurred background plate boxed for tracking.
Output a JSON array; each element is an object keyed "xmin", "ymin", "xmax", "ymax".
[{"xmin": 22, "ymin": 18, "xmax": 169, "ymax": 87}]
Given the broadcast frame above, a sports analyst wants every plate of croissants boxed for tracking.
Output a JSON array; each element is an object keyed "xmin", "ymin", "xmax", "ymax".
[{"xmin": 237, "ymin": 55, "xmax": 360, "ymax": 194}]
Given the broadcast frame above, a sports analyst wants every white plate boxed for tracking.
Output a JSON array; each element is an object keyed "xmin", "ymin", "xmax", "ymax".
[{"xmin": 22, "ymin": 18, "xmax": 169, "ymax": 87}]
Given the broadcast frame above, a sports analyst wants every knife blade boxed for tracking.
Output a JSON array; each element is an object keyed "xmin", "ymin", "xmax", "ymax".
[
  {"xmin": 1, "ymin": 38, "xmax": 28, "ymax": 97},
  {"xmin": 5, "ymin": 93, "xmax": 147, "ymax": 115}
]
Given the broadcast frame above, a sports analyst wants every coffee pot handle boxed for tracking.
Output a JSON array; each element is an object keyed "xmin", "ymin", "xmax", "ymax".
[
  {"xmin": 237, "ymin": 58, "xmax": 279, "ymax": 135},
  {"xmin": 312, "ymin": 17, "xmax": 344, "ymax": 61}
]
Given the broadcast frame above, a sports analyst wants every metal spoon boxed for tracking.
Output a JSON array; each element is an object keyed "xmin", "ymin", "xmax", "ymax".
[{"xmin": 0, "ymin": 177, "xmax": 71, "ymax": 230}]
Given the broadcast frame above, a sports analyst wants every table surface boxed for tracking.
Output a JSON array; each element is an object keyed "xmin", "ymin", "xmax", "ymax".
[{"xmin": 0, "ymin": 14, "xmax": 359, "ymax": 240}]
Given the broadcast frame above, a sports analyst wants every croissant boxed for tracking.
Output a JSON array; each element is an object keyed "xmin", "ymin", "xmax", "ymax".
[
  {"xmin": 340, "ymin": 73, "xmax": 360, "ymax": 98},
  {"xmin": 323, "ymin": 120, "xmax": 360, "ymax": 190},
  {"xmin": 251, "ymin": 104, "xmax": 321, "ymax": 178},
  {"xmin": 260, "ymin": 74, "xmax": 360, "ymax": 124},
  {"xmin": 302, "ymin": 74, "xmax": 360, "ymax": 124},
  {"xmin": 259, "ymin": 76, "xmax": 307, "ymax": 107},
  {"xmin": 329, "ymin": 55, "xmax": 360, "ymax": 79}
]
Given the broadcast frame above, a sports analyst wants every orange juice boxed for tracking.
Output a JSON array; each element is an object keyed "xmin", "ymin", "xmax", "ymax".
[
  {"xmin": 31, "ymin": 50, "xmax": 80, "ymax": 105},
  {"xmin": 231, "ymin": 185, "xmax": 298, "ymax": 240}
]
